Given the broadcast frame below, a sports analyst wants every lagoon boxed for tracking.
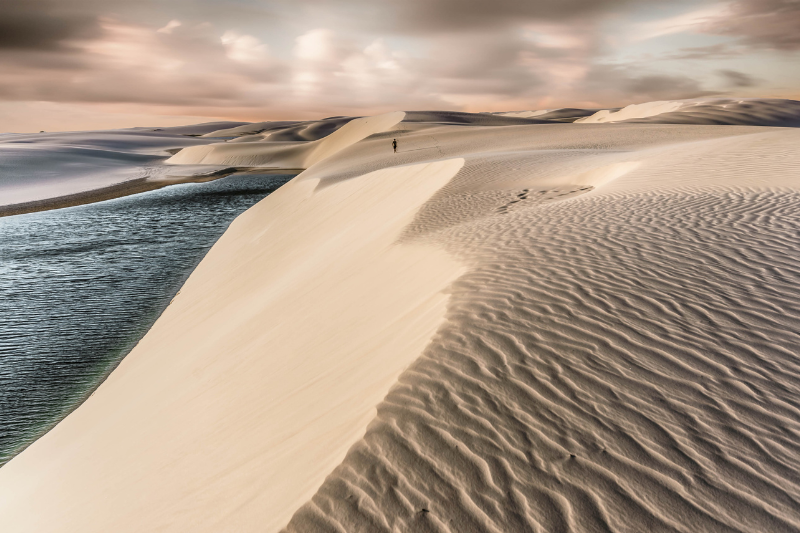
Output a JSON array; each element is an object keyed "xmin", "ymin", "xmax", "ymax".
[{"xmin": 0, "ymin": 173, "xmax": 293, "ymax": 465}]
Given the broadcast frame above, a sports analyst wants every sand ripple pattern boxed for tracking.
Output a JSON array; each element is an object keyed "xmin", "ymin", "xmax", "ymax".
[{"xmin": 285, "ymin": 187, "xmax": 800, "ymax": 532}]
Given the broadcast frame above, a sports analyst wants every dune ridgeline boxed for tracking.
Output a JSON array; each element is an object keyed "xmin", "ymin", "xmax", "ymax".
[{"xmin": 2, "ymin": 98, "xmax": 800, "ymax": 532}]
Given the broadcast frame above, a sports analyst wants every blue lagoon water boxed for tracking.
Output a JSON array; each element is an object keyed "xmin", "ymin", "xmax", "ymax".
[{"xmin": 0, "ymin": 174, "xmax": 292, "ymax": 465}]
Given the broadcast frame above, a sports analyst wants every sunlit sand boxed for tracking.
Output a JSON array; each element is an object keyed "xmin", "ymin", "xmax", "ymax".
[{"xmin": 2, "ymin": 99, "xmax": 800, "ymax": 532}]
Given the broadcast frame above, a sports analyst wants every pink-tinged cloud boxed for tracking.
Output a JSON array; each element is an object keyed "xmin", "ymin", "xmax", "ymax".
[{"xmin": 0, "ymin": 0, "xmax": 797, "ymax": 131}]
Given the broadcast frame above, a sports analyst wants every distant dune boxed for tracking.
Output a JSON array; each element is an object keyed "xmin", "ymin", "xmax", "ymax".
[
  {"xmin": 1, "ymin": 99, "xmax": 800, "ymax": 532},
  {"xmin": 166, "ymin": 111, "xmax": 407, "ymax": 168},
  {"xmin": 0, "ymin": 122, "xmax": 249, "ymax": 216},
  {"xmin": 577, "ymin": 97, "xmax": 800, "ymax": 126}
]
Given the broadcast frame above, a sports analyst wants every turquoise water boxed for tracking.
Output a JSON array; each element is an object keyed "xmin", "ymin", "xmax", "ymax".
[{"xmin": 0, "ymin": 174, "xmax": 293, "ymax": 465}]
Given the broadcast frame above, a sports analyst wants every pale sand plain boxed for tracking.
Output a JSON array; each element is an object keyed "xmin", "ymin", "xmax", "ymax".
[
  {"xmin": 1, "ymin": 99, "xmax": 800, "ymax": 532},
  {"xmin": 0, "ymin": 122, "xmax": 251, "ymax": 216}
]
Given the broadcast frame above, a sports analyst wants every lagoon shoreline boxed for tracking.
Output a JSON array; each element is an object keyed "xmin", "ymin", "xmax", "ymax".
[{"xmin": 0, "ymin": 168, "xmax": 302, "ymax": 218}]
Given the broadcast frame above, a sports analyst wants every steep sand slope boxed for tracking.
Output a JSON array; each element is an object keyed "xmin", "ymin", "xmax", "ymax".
[{"xmin": 0, "ymin": 158, "xmax": 465, "ymax": 532}]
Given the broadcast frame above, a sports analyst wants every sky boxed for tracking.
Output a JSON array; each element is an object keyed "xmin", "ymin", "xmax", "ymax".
[{"xmin": 1, "ymin": 0, "xmax": 799, "ymax": 131}]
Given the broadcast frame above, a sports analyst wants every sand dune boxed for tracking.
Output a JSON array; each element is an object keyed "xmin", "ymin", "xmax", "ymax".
[
  {"xmin": 201, "ymin": 118, "xmax": 354, "ymax": 141},
  {"xmin": 2, "ymin": 99, "xmax": 800, "ymax": 532},
  {"xmin": 201, "ymin": 120, "xmax": 303, "ymax": 138},
  {"xmin": 577, "ymin": 100, "xmax": 687, "ymax": 123},
  {"xmin": 578, "ymin": 98, "xmax": 800, "ymax": 126},
  {"xmin": 534, "ymin": 108, "xmax": 606, "ymax": 121},
  {"xmin": 493, "ymin": 109, "xmax": 604, "ymax": 122},
  {"xmin": 135, "ymin": 121, "xmax": 250, "ymax": 136},
  {"xmin": 0, "ymin": 127, "xmax": 234, "ymax": 209},
  {"xmin": 403, "ymin": 110, "xmax": 548, "ymax": 126},
  {"xmin": 494, "ymin": 109, "xmax": 605, "ymax": 122},
  {"xmin": 285, "ymin": 125, "xmax": 800, "ymax": 532},
  {"xmin": 166, "ymin": 112, "xmax": 405, "ymax": 168},
  {"xmin": 496, "ymin": 109, "xmax": 552, "ymax": 118}
]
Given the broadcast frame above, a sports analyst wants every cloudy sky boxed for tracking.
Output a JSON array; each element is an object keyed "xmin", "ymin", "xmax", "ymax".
[{"xmin": 1, "ymin": 0, "xmax": 799, "ymax": 131}]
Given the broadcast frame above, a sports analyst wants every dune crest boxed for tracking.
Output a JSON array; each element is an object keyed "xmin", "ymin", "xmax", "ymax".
[
  {"xmin": 577, "ymin": 100, "xmax": 687, "ymax": 123},
  {"xmin": 0, "ymin": 157, "xmax": 464, "ymax": 532},
  {"xmin": 496, "ymin": 109, "xmax": 551, "ymax": 118},
  {"xmin": 578, "ymin": 98, "xmax": 800, "ymax": 126},
  {"xmin": 166, "ymin": 111, "xmax": 405, "ymax": 168}
]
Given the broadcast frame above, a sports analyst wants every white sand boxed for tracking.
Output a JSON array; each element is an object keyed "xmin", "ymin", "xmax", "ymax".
[
  {"xmin": 2, "ymin": 99, "xmax": 800, "ymax": 532},
  {"xmin": 0, "ymin": 128, "xmax": 231, "ymax": 207},
  {"xmin": 166, "ymin": 112, "xmax": 405, "ymax": 168},
  {"xmin": 578, "ymin": 97, "xmax": 800, "ymax": 126},
  {"xmin": 577, "ymin": 100, "xmax": 687, "ymax": 123},
  {"xmin": 286, "ymin": 111, "xmax": 800, "ymax": 533},
  {"xmin": 496, "ymin": 109, "xmax": 551, "ymax": 118},
  {"xmin": 0, "ymin": 157, "xmax": 465, "ymax": 532}
]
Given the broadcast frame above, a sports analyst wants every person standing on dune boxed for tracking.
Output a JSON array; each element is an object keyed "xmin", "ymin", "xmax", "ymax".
[{"xmin": 392, "ymin": 138, "xmax": 397, "ymax": 153}]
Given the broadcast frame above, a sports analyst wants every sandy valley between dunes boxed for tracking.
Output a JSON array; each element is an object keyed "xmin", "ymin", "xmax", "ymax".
[{"xmin": 1, "ymin": 100, "xmax": 800, "ymax": 532}]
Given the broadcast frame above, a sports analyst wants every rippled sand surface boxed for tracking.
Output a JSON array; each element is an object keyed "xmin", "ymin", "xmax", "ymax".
[{"xmin": 285, "ymin": 128, "xmax": 800, "ymax": 532}]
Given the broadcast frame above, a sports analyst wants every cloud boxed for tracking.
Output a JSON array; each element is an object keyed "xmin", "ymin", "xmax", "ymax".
[
  {"xmin": 0, "ymin": 17, "xmax": 288, "ymax": 107},
  {"xmin": 705, "ymin": 0, "xmax": 800, "ymax": 51},
  {"xmin": 632, "ymin": 4, "xmax": 730, "ymax": 42},
  {"xmin": 380, "ymin": 0, "xmax": 650, "ymax": 33},
  {"xmin": 294, "ymin": 29, "xmax": 346, "ymax": 63},
  {"xmin": 0, "ymin": 0, "xmax": 795, "ymax": 130},
  {"xmin": 286, "ymin": 29, "xmax": 448, "ymax": 113},
  {"xmin": 718, "ymin": 69, "xmax": 759, "ymax": 87},
  {"xmin": 421, "ymin": 32, "xmax": 540, "ymax": 93},
  {"xmin": 625, "ymin": 74, "xmax": 715, "ymax": 99},
  {"xmin": 0, "ymin": 0, "xmax": 101, "ymax": 50},
  {"xmin": 221, "ymin": 31, "xmax": 271, "ymax": 64},
  {"xmin": 157, "ymin": 20, "xmax": 182, "ymax": 34},
  {"xmin": 663, "ymin": 43, "xmax": 743, "ymax": 60},
  {"xmin": 580, "ymin": 64, "xmax": 718, "ymax": 103}
]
